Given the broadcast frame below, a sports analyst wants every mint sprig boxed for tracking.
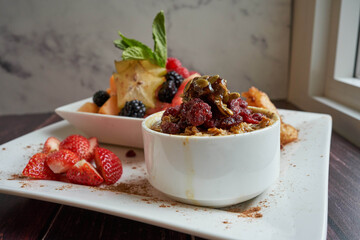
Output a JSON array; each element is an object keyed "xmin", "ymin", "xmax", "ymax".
[{"xmin": 113, "ymin": 11, "xmax": 167, "ymax": 67}]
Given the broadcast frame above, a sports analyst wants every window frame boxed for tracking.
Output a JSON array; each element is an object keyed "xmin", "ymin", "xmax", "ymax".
[{"xmin": 288, "ymin": 0, "xmax": 360, "ymax": 147}]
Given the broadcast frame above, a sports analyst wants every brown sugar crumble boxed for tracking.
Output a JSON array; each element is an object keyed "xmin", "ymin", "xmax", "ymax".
[{"xmin": 126, "ymin": 150, "xmax": 136, "ymax": 158}]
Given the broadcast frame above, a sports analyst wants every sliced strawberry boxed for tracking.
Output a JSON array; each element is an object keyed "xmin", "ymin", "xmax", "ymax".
[
  {"xmin": 22, "ymin": 153, "xmax": 57, "ymax": 180},
  {"xmin": 46, "ymin": 149, "xmax": 80, "ymax": 174},
  {"xmin": 59, "ymin": 135, "xmax": 90, "ymax": 160},
  {"xmin": 94, "ymin": 147, "xmax": 122, "ymax": 185},
  {"xmin": 66, "ymin": 159, "xmax": 103, "ymax": 186},
  {"xmin": 42, "ymin": 137, "xmax": 60, "ymax": 154},
  {"xmin": 85, "ymin": 137, "xmax": 99, "ymax": 161}
]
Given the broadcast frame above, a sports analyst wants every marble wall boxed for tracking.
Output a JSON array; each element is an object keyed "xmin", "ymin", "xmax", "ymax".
[{"xmin": 0, "ymin": 0, "xmax": 290, "ymax": 115}]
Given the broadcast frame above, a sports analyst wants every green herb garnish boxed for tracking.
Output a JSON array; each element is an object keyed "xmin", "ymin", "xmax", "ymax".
[{"xmin": 114, "ymin": 11, "xmax": 167, "ymax": 67}]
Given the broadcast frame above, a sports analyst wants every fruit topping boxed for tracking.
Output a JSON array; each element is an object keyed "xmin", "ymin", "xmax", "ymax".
[
  {"xmin": 46, "ymin": 149, "xmax": 80, "ymax": 174},
  {"xmin": 156, "ymin": 75, "xmax": 271, "ymax": 135},
  {"xmin": 94, "ymin": 147, "xmax": 123, "ymax": 185},
  {"xmin": 93, "ymin": 90, "xmax": 110, "ymax": 107},
  {"xmin": 42, "ymin": 137, "xmax": 60, "ymax": 154},
  {"xmin": 120, "ymin": 100, "xmax": 146, "ymax": 118},
  {"xmin": 98, "ymin": 95, "xmax": 120, "ymax": 115},
  {"xmin": 113, "ymin": 60, "xmax": 166, "ymax": 109},
  {"xmin": 165, "ymin": 71, "xmax": 184, "ymax": 88},
  {"xmin": 78, "ymin": 102, "xmax": 99, "ymax": 113},
  {"xmin": 166, "ymin": 57, "xmax": 182, "ymax": 72},
  {"xmin": 87, "ymin": 137, "xmax": 99, "ymax": 161},
  {"xmin": 158, "ymin": 80, "xmax": 178, "ymax": 103},
  {"xmin": 66, "ymin": 159, "xmax": 104, "ymax": 186},
  {"xmin": 59, "ymin": 135, "xmax": 91, "ymax": 161},
  {"xmin": 22, "ymin": 153, "xmax": 57, "ymax": 180}
]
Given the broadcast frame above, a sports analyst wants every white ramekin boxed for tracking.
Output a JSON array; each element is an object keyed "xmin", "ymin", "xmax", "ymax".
[{"xmin": 142, "ymin": 107, "xmax": 280, "ymax": 207}]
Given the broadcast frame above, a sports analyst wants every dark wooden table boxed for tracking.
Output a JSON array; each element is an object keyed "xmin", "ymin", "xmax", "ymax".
[{"xmin": 0, "ymin": 101, "xmax": 359, "ymax": 240}]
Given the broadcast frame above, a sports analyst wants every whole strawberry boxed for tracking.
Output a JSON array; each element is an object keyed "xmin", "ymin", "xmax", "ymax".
[
  {"xmin": 66, "ymin": 160, "xmax": 103, "ymax": 186},
  {"xmin": 22, "ymin": 153, "xmax": 57, "ymax": 180},
  {"xmin": 59, "ymin": 135, "xmax": 90, "ymax": 160},
  {"xmin": 46, "ymin": 149, "xmax": 80, "ymax": 174},
  {"xmin": 94, "ymin": 147, "xmax": 122, "ymax": 185}
]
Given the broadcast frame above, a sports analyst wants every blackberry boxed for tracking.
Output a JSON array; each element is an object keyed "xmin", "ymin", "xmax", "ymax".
[
  {"xmin": 119, "ymin": 100, "xmax": 146, "ymax": 118},
  {"xmin": 158, "ymin": 80, "xmax": 178, "ymax": 103},
  {"xmin": 166, "ymin": 71, "xmax": 184, "ymax": 88},
  {"xmin": 93, "ymin": 90, "xmax": 110, "ymax": 107}
]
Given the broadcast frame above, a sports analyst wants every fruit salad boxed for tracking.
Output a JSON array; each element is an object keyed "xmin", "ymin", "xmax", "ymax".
[
  {"xmin": 78, "ymin": 11, "xmax": 199, "ymax": 118},
  {"xmin": 151, "ymin": 75, "xmax": 276, "ymax": 136}
]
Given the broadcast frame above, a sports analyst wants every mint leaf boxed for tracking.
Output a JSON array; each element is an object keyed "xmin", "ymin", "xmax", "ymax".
[
  {"xmin": 113, "ymin": 39, "xmax": 128, "ymax": 50},
  {"xmin": 152, "ymin": 11, "xmax": 167, "ymax": 67},
  {"xmin": 122, "ymin": 46, "xmax": 155, "ymax": 62}
]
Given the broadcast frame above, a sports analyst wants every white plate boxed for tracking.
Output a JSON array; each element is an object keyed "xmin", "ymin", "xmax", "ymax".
[
  {"xmin": 0, "ymin": 109, "xmax": 331, "ymax": 240},
  {"xmin": 55, "ymin": 98, "xmax": 144, "ymax": 148}
]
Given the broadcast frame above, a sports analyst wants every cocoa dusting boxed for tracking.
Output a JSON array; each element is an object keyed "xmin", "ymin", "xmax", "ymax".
[
  {"xmin": 126, "ymin": 150, "xmax": 136, "ymax": 158},
  {"xmin": 8, "ymin": 174, "xmax": 27, "ymax": 180},
  {"xmin": 2, "ymin": 148, "xmax": 5, "ymax": 150},
  {"xmin": 237, "ymin": 206, "xmax": 262, "ymax": 218},
  {"xmin": 132, "ymin": 167, "xmax": 137, "ymax": 169},
  {"xmin": 55, "ymin": 185, "xmax": 73, "ymax": 191},
  {"xmin": 95, "ymin": 179, "xmax": 153, "ymax": 197},
  {"xmin": 26, "ymin": 146, "xmax": 31, "ymax": 149}
]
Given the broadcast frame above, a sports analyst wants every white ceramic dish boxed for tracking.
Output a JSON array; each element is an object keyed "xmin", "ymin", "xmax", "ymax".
[
  {"xmin": 0, "ymin": 109, "xmax": 331, "ymax": 240},
  {"xmin": 142, "ymin": 107, "xmax": 281, "ymax": 207},
  {"xmin": 55, "ymin": 98, "xmax": 144, "ymax": 148}
]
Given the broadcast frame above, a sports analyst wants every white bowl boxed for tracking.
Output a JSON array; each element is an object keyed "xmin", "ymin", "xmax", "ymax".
[
  {"xmin": 142, "ymin": 107, "xmax": 281, "ymax": 207},
  {"xmin": 55, "ymin": 98, "xmax": 144, "ymax": 148}
]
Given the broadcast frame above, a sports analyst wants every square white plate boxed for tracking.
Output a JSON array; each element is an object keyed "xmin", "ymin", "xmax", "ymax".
[
  {"xmin": 55, "ymin": 98, "xmax": 144, "ymax": 148},
  {"xmin": 0, "ymin": 109, "xmax": 331, "ymax": 240}
]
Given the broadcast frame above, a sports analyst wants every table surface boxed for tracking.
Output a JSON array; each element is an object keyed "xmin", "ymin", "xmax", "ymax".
[{"xmin": 0, "ymin": 101, "xmax": 359, "ymax": 240}]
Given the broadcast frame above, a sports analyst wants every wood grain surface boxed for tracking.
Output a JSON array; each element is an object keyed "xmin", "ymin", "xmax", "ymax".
[{"xmin": 0, "ymin": 102, "xmax": 359, "ymax": 240}]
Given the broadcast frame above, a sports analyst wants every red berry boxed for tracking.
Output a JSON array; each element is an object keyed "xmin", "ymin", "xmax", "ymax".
[
  {"xmin": 94, "ymin": 147, "xmax": 123, "ymax": 185},
  {"xmin": 125, "ymin": 150, "xmax": 136, "ymax": 158},
  {"xmin": 66, "ymin": 159, "xmax": 104, "ymax": 186},
  {"xmin": 160, "ymin": 121, "xmax": 181, "ymax": 134},
  {"xmin": 228, "ymin": 98, "xmax": 248, "ymax": 115},
  {"xmin": 166, "ymin": 57, "xmax": 182, "ymax": 71},
  {"xmin": 182, "ymin": 98, "xmax": 212, "ymax": 126},
  {"xmin": 46, "ymin": 149, "xmax": 80, "ymax": 174},
  {"xmin": 189, "ymin": 71, "xmax": 199, "ymax": 75},
  {"xmin": 22, "ymin": 153, "xmax": 57, "ymax": 180},
  {"xmin": 42, "ymin": 137, "xmax": 60, "ymax": 154},
  {"xmin": 163, "ymin": 105, "xmax": 181, "ymax": 118},
  {"xmin": 59, "ymin": 135, "xmax": 90, "ymax": 160},
  {"xmin": 87, "ymin": 137, "xmax": 99, "ymax": 161},
  {"xmin": 176, "ymin": 67, "xmax": 190, "ymax": 78}
]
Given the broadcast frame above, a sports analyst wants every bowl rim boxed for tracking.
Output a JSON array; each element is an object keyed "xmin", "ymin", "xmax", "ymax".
[
  {"xmin": 55, "ymin": 97, "xmax": 144, "ymax": 122},
  {"xmin": 142, "ymin": 106, "xmax": 280, "ymax": 140}
]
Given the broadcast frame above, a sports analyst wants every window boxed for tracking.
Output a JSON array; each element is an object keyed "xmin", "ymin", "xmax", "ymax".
[{"xmin": 288, "ymin": 0, "xmax": 360, "ymax": 147}]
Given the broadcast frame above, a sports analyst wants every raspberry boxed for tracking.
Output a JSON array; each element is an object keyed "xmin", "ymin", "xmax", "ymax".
[
  {"xmin": 228, "ymin": 98, "xmax": 248, "ymax": 114},
  {"xmin": 252, "ymin": 113, "xmax": 263, "ymax": 121},
  {"xmin": 176, "ymin": 67, "xmax": 190, "ymax": 78},
  {"xmin": 160, "ymin": 121, "xmax": 180, "ymax": 134},
  {"xmin": 189, "ymin": 71, "xmax": 199, "ymax": 76},
  {"xmin": 166, "ymin": 57, "xmax": 182, "ymax": 71},
  {"xmin": 163, "ymin": 105, "xmax": 181, "ymax": 118},
  {"xmin": 219, "ymin": 115, "xmax": 243, "ymax": 129},
  {"xmin": 182, "ymin": 98, "xmax": 212, "ymax": 126}
]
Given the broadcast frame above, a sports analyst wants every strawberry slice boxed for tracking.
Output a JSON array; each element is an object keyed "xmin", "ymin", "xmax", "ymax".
[
  {"xmin": 66, "ymin": 159, "xmax": 103, "ymax": 186},
  {"xmin": 22, "ymin": 153, "xmax": 57, "ymax": 180},
  {"xmin": 59, "ymin": 135, "xmax": 90, "ymax": 160},
  {"xmin": 42, "ymin": 137, "xmax": 60, "ymax": 154},
  {"xmin": 94, "ymin": 147, "xmax": 122, "ymax": 185},
  {"xmin": 46, "ymin": 149, "xmax": 80, "ymax": 174},
  {"xmin": 86, "ymin": 137, "xmax": 98, "ymax": 162}
]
